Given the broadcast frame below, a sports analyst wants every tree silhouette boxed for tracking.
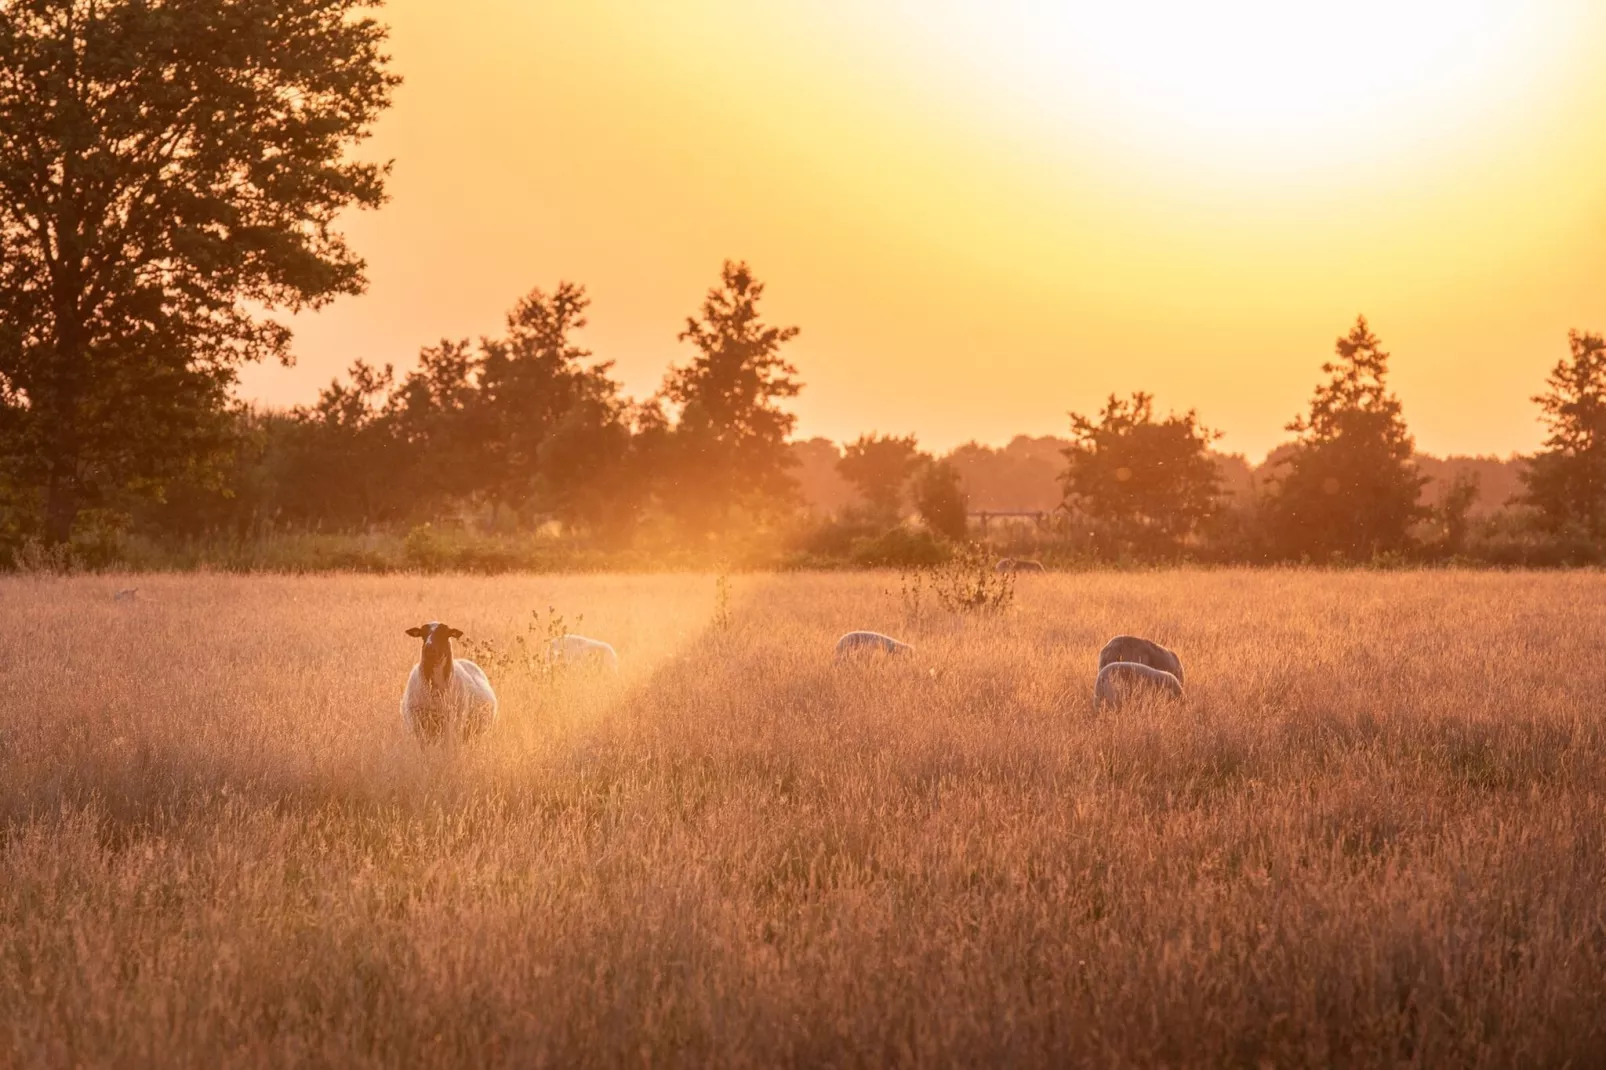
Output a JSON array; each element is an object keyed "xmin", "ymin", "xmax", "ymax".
[
  {"xmin": 1520, "ymin": 330, "xmax": 1606, "ymax": 535},
  {"xmin": 284, "ymin": 360, "xmax": 402, "ymax": 528},
  {"xmin": 655, "ymin": 261, "xmax": 802, "ymax": 532},
  {"xmin": 1263, "ymin": 316, "xmax": 1426, "ymax": 560},
  {"xmin": 476, "ymin": 283, "xmax": 625, "ymax": 526},
  {"xmin": 0, "ymin": 0, "xmax": 397, "ymax": 542},
  {"xmin": 389, "ymin": 339, "xmax": 481, "ymax": 518},
  {"xmin": 838, "ymin": 433, "xmax": 921, "ymax": 520},
  {"xmin": 1060, "ymin": 392, "xmax": 1221, "ymax": 554}
]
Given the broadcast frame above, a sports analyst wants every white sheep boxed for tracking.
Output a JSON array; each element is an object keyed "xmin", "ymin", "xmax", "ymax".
[
  {"xmin": 995, "ymin": 558, "xmax": 1046, "ymax": 573},
  {"xmin": 1098, "ymin": 634, "xmax": 1184, "ymax": 684},
  {"xmin": 400, "ymin": 621, "xmax": 498, "ymax": 743},
  {"xmin": 835, "ymin": 630, "xmax": 913, "ymax": 660},
  {"xmin": 1093, "ymin": 661, "xmax": 1183, "ymax": 709},
  {"xmin": 549, "ymin": 633, "xmax": 620, "ymax": 674}
]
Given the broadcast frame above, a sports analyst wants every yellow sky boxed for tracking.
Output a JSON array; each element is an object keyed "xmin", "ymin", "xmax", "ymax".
[{"xmin": 237, "ymin": 0, "xmax": 1606, "ymax": 461}]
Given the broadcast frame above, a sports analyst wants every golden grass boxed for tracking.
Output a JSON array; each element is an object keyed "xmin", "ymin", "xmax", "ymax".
[{"xmin": 2, "ymin": 570, "xmax": 1604, "ymax": 1067}]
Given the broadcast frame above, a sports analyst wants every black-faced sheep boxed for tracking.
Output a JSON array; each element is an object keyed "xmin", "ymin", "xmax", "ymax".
[{"xmin": 401, "ymin": 621, "xmax": 498, "ymax": 743}]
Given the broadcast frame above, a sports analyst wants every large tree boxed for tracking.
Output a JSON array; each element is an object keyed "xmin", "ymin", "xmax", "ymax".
[
  {"xmin": 0, "ymin": 0, "xmax": 397, "ymax": 542},
  {"xmin": 655, "ymin": 260, "xmax": 802, "ymax": 531},
  {"xmin": 1262, "ymin": 316, "xmax": 1426, "ymax": 560},
  {"xmin": 1520, "ymin": 329, "xmax": 1606, "ymax": 535},
  {"xmin": 1060, "ymin": 391, "xmax": 1221, "ymax": 554}
]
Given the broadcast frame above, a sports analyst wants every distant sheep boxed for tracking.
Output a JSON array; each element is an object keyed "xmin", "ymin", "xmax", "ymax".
[
  {"xmin": 1094, "ymin": 661, "xmax": 1183, "ymax": 709},
  {"xmin": 550, "ymin": 633, "xmax": 620, "ymax": 674},
  {"xmin": 1098, "ymin": 635, "xmax": 1183, "ymax": 684},
  {"xmin": 995, "ymin": 558, "xmax": 1046, "ymax": 573},
  {"xmin": 834, "ymin": 631, "xmax": 913, "ymax": 660},
  {"xmin": 400, "ymin": 621, "xmax": 498, "ymax": 744}
]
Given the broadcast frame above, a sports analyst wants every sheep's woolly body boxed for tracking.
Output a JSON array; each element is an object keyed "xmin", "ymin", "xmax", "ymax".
[
  {"xmin": 550, "ymin": 634, "xmax": 619, "ymax": 673},
  {"xmin": 1094, "ymin": 661, "xmax": 1184, "ymax": 709},
  {"xmin": 400, "ymin": 659, "xmax": 498, "ymax": 742},
  {"xmin": 835, "ymin": 631, "xmax": 913, "ymax": 659},
  {"xmin": 995, "ymin": 558, "xmax": 1046, "ymax": 573}
]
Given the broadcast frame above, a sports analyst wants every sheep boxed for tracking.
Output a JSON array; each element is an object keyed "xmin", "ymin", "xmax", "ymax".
[
  {"xmin": 1098, "ymin": 634, "xmax": 1184, "ymax": 684},
  {"xmin": 400, "ymin": 621, "xmax": 498, "ymax": 744},
  {"xmin": 835, "ymin": 630, "xmax": 913, "ymax": 660},
  {"xmin": 1094, "ymin": 661, "xmax": 1183, "ymax": 709},
  {"xmin": 995, "ymin": 558, "xmax": 1046, "ymax": 573},
  {"xmin": 550, "ymin": 633, "xmax": 620, "ymax": 674}
]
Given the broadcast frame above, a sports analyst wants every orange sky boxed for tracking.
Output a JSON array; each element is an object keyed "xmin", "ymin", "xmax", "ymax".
[{"xmin": 237, "ymin": 0, "xmax": 1606, "ymax": 461}]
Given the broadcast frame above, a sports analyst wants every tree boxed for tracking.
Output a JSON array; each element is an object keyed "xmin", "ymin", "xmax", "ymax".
[
  {"xmin": 0, "ymin": 0, "xmax": 397, "ymax": 542},
  {"xmin": 1262, "ymin": 316, "xmax": 1427, "ymax": 560},
  {"xmin": 837, "ymin": 433, "xmax": 920, "ymax": 520},
  {"xmin": 1060, "ymin": 392, "xmax": 1222, "ymax": 554},
  {"xmin": 476, "ymin": 282, "xmax": 625, "ymax": 526},
  {"xmin": 282, "ymin": 359, "xmax": 402, "ymax": 528},
  {"xmin": 1521, "ymin": 330, "xmax": 1606, "ymax": 534},
  {"xmin": 1433, "ymin": 471, "xmax": 1481, "ymax": 556},
  {"xmin": 534, "ymin": 395, "xmax": 639, "ymax": 541},
  {"xmin": 655, "ymin": 261, "xmax": 802, "ymax": 532},
  {"xmin": 387, "ymin": 339, "xmax": 482, "ymax": 518},
  {"xmin": 913, "ymin": 458, "xmax": 969, "ymax": 540}
]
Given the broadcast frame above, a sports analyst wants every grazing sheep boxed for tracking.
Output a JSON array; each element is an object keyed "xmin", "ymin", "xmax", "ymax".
[
  {"xmin": 550, "ymin": 633, "xmax": 620, "ymax": 674},
  {"xmin": 995, "ymin": 558, "xmax": 1046, "ymax": 573},
  {"xmin": 1098, "ymin": 634, "xmax": 1184, "ymax": 684},
  {"xmin": 834, "ymin": 630, "xmax": 913, "ymax": 660},
  {"xmin": 400, "ymin": 621, "xmax": 498, "ymax": 744},
  {"xmin": 1094, "ymin": 661, "xmax": 1183, "ymax": 709}
]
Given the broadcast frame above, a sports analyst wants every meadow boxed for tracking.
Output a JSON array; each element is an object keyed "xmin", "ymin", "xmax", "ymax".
[{"xmin": 1, "ymin": 569, "xmax": 1604, "ymax": 1068}]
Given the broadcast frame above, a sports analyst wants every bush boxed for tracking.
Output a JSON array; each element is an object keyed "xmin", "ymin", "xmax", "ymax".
[{"xmin": 849, "ymin": 527, "xmax": 948, "ymax": 568}]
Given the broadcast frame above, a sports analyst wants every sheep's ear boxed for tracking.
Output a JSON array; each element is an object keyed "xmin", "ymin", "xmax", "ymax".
[
  {"xmin": 405, "ymin": 626, "xmax": 427, "ymax": 638},
  {"xmin": 445, "ymin": 627, "xmax": 463, "ymax": 640}
]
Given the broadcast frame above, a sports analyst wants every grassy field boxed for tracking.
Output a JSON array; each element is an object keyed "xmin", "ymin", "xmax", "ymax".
[{"xmin": 2, "ymin": 570, "xmax": 1604, "ymax": 1067}]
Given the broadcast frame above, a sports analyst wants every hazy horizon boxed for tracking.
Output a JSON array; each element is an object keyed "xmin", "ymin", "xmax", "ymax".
[{"xmin": 238, "ymin": 0, "xmax": 1606, "ymax": 460}]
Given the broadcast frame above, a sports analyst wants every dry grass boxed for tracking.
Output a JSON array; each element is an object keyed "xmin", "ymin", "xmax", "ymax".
[{"xmin": 2, "ymin": 570, "xmax": 1605, "ymax": 1068}]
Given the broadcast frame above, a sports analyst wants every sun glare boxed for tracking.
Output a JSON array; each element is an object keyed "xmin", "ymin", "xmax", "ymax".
[{"xmin": 883, "ymin": 1, "xmax": 1586, "ymax": 186}]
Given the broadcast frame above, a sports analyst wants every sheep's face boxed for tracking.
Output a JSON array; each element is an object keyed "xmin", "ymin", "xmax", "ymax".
[{"xmin": 406, "ymin": 622, "xmax": 462, "ymax": 688}]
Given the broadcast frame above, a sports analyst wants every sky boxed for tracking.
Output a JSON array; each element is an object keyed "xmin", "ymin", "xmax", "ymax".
[{"xmin": 236, "ymin": 0, "xmax": 1606, "ymax": 462}]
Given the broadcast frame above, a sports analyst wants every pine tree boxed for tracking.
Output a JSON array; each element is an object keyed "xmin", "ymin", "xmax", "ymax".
[
  {"xmin": 1520, "ymin": 330, "xmax": 1606, "ymax": 535},
  {"xmin": 1263, "ymin": 316, "xmax": 1426, "ymax": 560}
]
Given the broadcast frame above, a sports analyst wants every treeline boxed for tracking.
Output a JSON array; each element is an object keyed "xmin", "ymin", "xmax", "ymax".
[
  {"xmin": 6, "ymin": 260, "xmax": 1606, "ymax": 570},
  {"xmin": 28, "ymin": 263, "xmax": 814, "ymax": 558}
]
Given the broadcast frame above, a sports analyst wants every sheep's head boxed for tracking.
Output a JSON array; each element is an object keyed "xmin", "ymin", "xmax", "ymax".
[{"xmin": 406, "ymin": 622, "xmax": 462, "ymax": 688}]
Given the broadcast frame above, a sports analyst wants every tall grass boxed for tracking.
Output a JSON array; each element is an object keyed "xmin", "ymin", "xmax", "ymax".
[{"xmin": 2, "ymin": 571, "xmax": 1604, "ymax": 1067}]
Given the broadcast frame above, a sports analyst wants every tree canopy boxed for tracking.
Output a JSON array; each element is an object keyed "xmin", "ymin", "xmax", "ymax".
[
  {"xmin": 837, "ymin": 433, "xmax": 921, "ymax": 520},
  {"xmin": 0, "ymin": 0, "xmax": 397, "ymax": 541},
  {"xmin": 1060, "ymin": 391, "xmax": 1221, "ymax": 554}
]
